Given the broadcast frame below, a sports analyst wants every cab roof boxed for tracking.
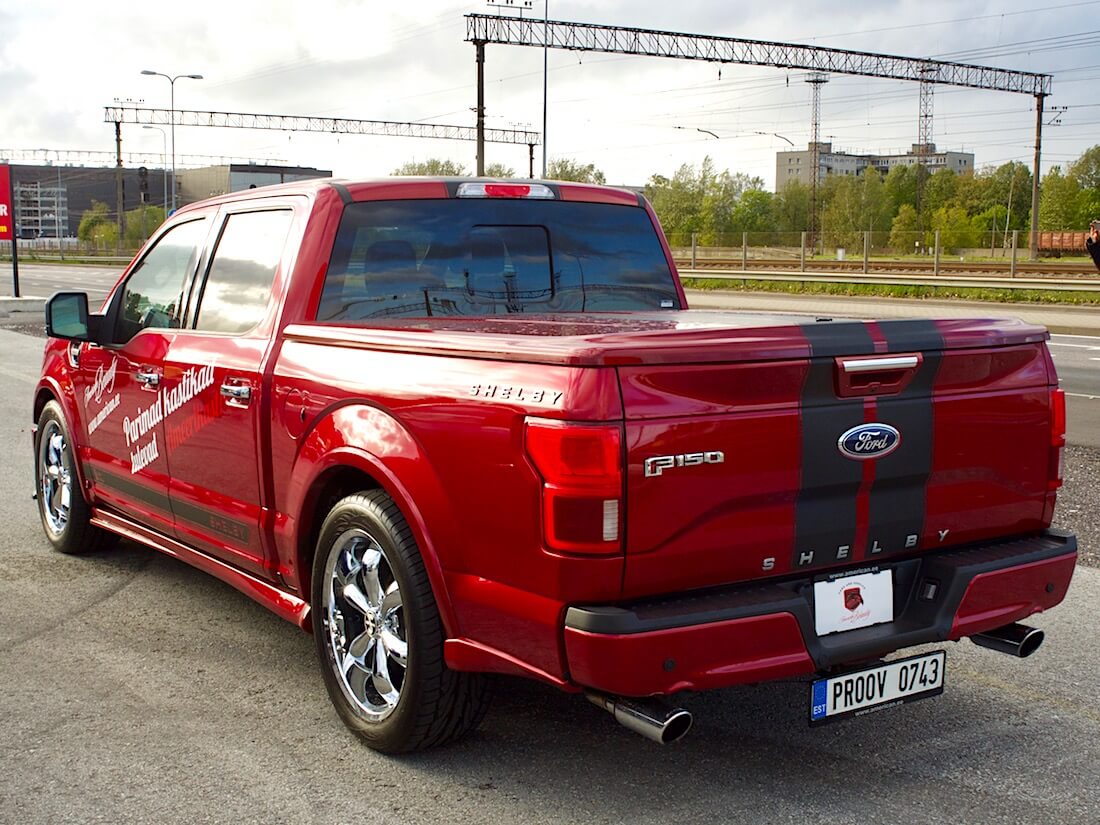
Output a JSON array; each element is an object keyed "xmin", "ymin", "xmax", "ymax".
[{"xmin": 173, "ymin": 176, "xmax": 644, "ymax": 213}]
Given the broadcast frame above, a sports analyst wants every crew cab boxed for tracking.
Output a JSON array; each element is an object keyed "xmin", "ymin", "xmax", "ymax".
[{"xmin": 33, "ymin": 177, "xmax": 1077, "ymax": 751}]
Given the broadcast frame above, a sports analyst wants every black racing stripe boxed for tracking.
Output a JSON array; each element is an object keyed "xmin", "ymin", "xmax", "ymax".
[
  {"xmin": 171, "ymin": 499, "xmax": 252, "ymax": 544},
  {"xmin": 793, "ymin": 322, "xmax": 876, "ymax": 570},
  {"xmin": 95, "ymin": 468, "xmax": 173, "ymax": 513},
  {"xmin": 95, "ymin": 468, "xmax": 250, "ymax": 544},
  {"xmin": 864, "ymin": 320, "xmax": 944, "ymax": 557}
]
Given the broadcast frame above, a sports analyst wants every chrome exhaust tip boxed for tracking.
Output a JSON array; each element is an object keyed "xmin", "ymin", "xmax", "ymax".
[
  {"xmin": 586, "ymin": 692, "xmax": 693, "ymax": 745},
  {"xmin": 971, "ymin": 622, "xmax": 1045, "ymax": 658}
]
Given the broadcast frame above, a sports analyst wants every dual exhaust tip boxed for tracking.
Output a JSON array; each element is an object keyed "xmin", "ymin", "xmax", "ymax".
[{"xmin": 587, "ymin": 622, "xmax": 1042, "ymax": 744}]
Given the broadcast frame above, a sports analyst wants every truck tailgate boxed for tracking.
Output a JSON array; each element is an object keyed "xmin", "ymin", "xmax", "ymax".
[{"xmin": 619, "ymin": 318, "xmax": 1057, "ymax": 598}]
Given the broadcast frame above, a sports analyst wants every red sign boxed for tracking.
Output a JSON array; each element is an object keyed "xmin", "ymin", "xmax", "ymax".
[{"xmin": 0, "ymin": 164, "xmax": 12, "ymax": 238}]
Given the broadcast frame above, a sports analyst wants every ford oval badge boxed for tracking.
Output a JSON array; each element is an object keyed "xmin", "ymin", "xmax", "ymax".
[{"xmin": 837, "ymin": 423, "xmax": 901, "ymax": 460}]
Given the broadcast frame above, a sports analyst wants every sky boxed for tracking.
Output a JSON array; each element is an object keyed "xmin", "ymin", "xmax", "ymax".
[{"xmin": 1, "ymin": 0, "xmax": 1098, "ymax": 189}]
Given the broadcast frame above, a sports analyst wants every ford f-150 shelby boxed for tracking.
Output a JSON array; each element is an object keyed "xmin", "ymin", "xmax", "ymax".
[{"xmin": 34, "ymin": 178, "xmax": 1077, "ymax": 752}]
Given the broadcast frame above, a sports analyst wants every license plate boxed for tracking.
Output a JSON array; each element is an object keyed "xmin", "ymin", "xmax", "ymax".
[
  {"xmin": 813, "ymin": 569, "xmax": 893, "ymax": 635},
  {"xmin": 809, "ymin": 650, "xmax": 946, "ymax": 725}
]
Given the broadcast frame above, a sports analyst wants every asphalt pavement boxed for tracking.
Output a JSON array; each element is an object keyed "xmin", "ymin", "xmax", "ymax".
[{"xmin": 1, "ymin": 326, "xmax": 1098, "ymax": 825}]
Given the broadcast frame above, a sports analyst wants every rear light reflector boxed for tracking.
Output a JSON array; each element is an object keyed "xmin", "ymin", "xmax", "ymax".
[
  {"xmin": 1049, "ymin": 388, "xmax": 1066, "ymax": 491},
  {"xmin": 456, "ymin": 182, "xmax": 555, "ymax": 199},
  {"xmin": 525, "ymin": 418, "xmax": 623, "ymax": 555},
  {"xmin": 1051, "ymin": 388, "xmax": 1066, "ymax": 447}
]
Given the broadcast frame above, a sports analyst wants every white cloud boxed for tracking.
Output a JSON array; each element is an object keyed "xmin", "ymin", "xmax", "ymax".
[{"xmin": 3, "ymin": 0, "xmax": 1095, "ymax": 186}]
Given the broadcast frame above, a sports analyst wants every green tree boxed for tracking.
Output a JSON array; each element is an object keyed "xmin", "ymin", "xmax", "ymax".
[
  {"xmin": 1038, "ymin": 166, "xmax": 1082, "ymax": 230},
  {"xmin": 392, "ymin": 158, "xmax": 469, "ymax": 176},
  {"xmin": 920, "ymin": 168, "xmax": 959, "ymax": 223},
  {"xmin": 931, "ymin": 206, "xmax": 980, "ymax": 252},
  {"xmin": 645, "ymin": 164, "xmax": 705, "ymax": 240},
  {"xmin": 977, "ymin": 162, "xmax": 1032, "ymax": 231},
  {"xmin": 883, "ymin": 165, "xmax": 917, "ymax": 216},
  {"xmin": 774, "ymin": 180, "xmax": 810, "ymax": 234},
  {"xmin": 77, "ymin": 200, "xmax": 112, "ymax": 243},
  {"xmin": 124, "ymin": 204, "xmax": 167, "ymax": 247},
  {"xmin": 888, "ymin": 204, "xmax": 920, "ymax": 252},
  {"xmin": 729, "ymin": 189, "xmax": 775, "ymax": 235},
  {"xmin": 820, "ymin": 172, "xmax": 890, "ymax": 250},
  {"xmin": 1068, "ymin": 144, "xmax": 1100, "ymax": 191},
  {"xmin": 546, "ymin": 158, "xmax": 606, "ymax": 184},
  {"xmin": 484, "ymin": 162, "xmax": 515, "ymax": 178}
]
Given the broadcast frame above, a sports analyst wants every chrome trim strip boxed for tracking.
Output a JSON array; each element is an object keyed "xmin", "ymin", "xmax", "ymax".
[{"xmin": 840, "ymin": 355, "xmax": 919, "ymax": 373}]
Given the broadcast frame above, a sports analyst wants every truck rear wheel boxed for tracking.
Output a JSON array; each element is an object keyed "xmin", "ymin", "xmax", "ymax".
[
  {"xmin": 311, "ymin": 490, "xmax": 490, "ymax": 752},
  {"xmin": 34, "ymin": 401, "xmax": 116, "ymax": 555}
]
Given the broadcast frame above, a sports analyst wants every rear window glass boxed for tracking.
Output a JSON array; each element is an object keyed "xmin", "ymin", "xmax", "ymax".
[{"xmin": 316, "ymin": 199, "xmax": 679, "ymax": 321}]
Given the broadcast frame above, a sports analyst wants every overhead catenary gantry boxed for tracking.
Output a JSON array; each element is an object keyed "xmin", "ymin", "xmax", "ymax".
[
  {"xmin": 103, "ymin": 106, "xmax": 543, "ymax": 175},
  {"xmin": 466, "ymin": 14, "xmax": 1053, "ymax": 258}
]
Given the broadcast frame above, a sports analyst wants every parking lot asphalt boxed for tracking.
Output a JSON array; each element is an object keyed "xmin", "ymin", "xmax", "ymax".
[{"xmin": 1, "ymin": 330, "xmax": 1098, "ymax": 825}]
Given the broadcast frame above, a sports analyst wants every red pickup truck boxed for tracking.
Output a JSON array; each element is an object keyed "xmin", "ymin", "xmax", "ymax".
[{"xmin": 34, "ymin": 178, "xmax": 1077, "ymax": 752}]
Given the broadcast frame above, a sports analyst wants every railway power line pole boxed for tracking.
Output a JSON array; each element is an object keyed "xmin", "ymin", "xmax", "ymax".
[
  {"xmin": 1030, "ymin": 94, "xmax": 1046, "ymax": 261},
  {"xmin": 916, "ymin": 65, "xmax": 937, "ymax": 234},
  {"xmin": 466, "ymin": 15, "xmax": 1052, "ymax": 249},
  {"xmin": 114, "ymin": 121, "xmax": 124, "ymax": 249},
  {"xmin": 476, "ymin": 41, "xmax": 487, "ymax": 175},
  {"xmin": 806, "ymin": 73, "xmax": 828, "ymax": 252}
]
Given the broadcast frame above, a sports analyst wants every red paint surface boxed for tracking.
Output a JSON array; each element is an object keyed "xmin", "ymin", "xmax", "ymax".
[{"xmin": 34, "ymin": 176, "xmax": 1076, "ymax": 702}]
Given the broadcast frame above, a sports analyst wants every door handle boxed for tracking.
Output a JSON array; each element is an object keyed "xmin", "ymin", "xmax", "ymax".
[
  {"xmin": 220, "ymin": 382, "xmax": 252, "ymax": 406},
  {"xmin": 136, "ymin": 369, "xmax": 161, "ymax": 389}
]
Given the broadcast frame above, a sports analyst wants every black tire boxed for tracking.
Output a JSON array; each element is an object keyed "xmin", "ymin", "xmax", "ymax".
[
  {"xmin": 34, "ymin": 400, "xmax": 117, "ymax": 555},
  {"xmin": 311, "ymin": 490, "xmax": 490, "ymax": 752}
]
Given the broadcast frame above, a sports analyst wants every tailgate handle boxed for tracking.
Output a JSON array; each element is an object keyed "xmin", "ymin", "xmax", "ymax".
[
  {"xmin": 835, "ymin": 354, "xmax": 922, "ymax": 397},
  {"xmin": 841, "ymin": 356, "xmax": 919, "ymax": 373}
]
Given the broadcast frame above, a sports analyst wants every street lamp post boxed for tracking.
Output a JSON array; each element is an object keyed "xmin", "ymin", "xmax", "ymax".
[
  {"xmin": 140, "ymin": 70, "xmax": 203, "ymax": 212},
  {"xmin": 142, "ymin": 125, "xmax": 168, "ymax": 211}
]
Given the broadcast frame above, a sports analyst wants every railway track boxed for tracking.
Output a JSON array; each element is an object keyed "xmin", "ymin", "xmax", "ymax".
[{"xmin": 672, "ymin": 257, "xmax": 1099, "ymax": 278}]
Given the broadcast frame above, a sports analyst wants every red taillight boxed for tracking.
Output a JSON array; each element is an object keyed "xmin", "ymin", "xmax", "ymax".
[
  {"xmin": 525, "ymin": 418, "xmax": 622, "ymax": 555},
  {"xmin": 1049, "ymin": 388, "xmax": 1066, "ymax": 490}
]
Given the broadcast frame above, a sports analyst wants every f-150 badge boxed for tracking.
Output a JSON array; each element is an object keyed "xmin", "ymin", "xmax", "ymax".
[{"xmin": 644, "ymin": 450, "xmax": 725, "ymax": 477}]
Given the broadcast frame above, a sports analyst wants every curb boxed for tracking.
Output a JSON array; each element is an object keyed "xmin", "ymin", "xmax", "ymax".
[{"xmin": 0, "ymin": 296, "xmax": 46, "ymax": 317}]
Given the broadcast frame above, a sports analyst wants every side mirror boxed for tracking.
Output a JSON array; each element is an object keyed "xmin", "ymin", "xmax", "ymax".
[{"xmin": 46, "ymin": 292, "xmax": 102, "ymax": 343}]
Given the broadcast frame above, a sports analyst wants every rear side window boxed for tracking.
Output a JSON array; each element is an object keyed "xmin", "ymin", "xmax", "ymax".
[
  {"xmin": 193, "ymin": 210, "xmax": 293, "ymax": 334},
  {"xmin": 114, "ymin": 218, "xmax": 207, "ymax": 342},
  {"xmin": 316, "ymin": 199, "xmax": 679, "ymax": 321}
]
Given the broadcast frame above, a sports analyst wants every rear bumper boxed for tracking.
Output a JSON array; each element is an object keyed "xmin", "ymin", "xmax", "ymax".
[{"xmin": 563, "ymin": 529, "xmax": 1077, "ymax": 697}]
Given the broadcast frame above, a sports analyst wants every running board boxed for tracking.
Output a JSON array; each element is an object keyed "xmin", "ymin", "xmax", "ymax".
[{"xmin": 90, "ymin": 508, "xmax": 311, "ymax": 631}]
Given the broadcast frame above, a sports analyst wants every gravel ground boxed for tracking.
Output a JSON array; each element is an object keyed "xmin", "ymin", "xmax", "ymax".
[
  {"xmin": 6, "ymin": 322, "xmax": 1095, "ymax": 567},
  {"xmin": 1055, "ymin": 445, "xmax": 1099, "ymax": 567}
]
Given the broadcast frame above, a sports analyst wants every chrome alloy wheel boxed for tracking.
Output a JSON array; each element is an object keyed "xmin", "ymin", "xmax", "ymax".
[
  {"xmin": 322, "ymin": 528, "xmax": 408, "ymax": 720},
  {"xmin": 38, "ymin": 420, "xmax": 72, "ymax": 536}
]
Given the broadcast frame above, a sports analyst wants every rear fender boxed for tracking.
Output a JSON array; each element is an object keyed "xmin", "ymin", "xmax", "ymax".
[{"xmin": 288, "ymin": 403, "xmax": 461, "ymax": 635}]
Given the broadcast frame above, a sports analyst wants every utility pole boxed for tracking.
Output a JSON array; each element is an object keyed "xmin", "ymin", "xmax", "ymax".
[
  {"xmin": 114, "ymin": 121, "xmax": 125, "ymax": 249},
  {"xmin": 475, "ymin": 41, "xmax": 486, "ymax": 175},
  {"xmin": 1030, "ymin": 94, "xmax": 1045, "ymax": 261}
]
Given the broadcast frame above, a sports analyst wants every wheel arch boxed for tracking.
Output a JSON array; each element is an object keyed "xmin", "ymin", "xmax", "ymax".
[
  {"xmin": 288, "ymin": 404, "xmax": 462, "ymax": 637},
  {"xmin": 33, "ymin": 376, "xmax": 92, "ymax": 494}
]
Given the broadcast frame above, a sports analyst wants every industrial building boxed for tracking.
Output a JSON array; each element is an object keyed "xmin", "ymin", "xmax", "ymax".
[
  {"xmin": 0, "ymin": 162, "xmax": 331, "ymax": 239},
  {"xmin": 775, "ymin": 142, "xmax": 975, "ymax": 191},
  {"xmin": 178, "ymin": 164, "xmax": 331, "ymax": 204}
]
